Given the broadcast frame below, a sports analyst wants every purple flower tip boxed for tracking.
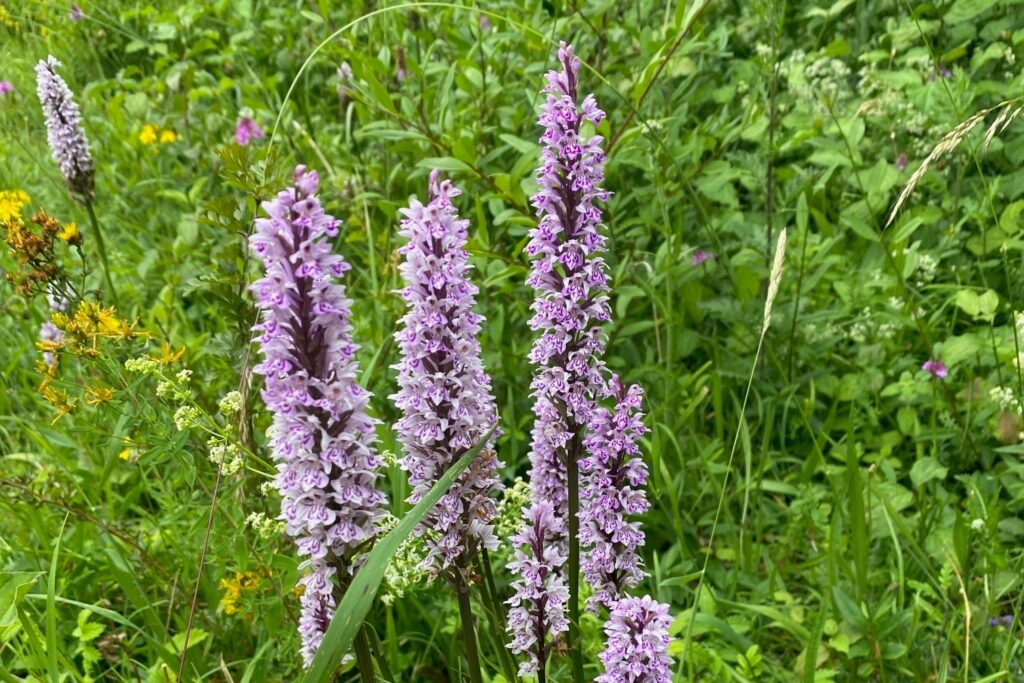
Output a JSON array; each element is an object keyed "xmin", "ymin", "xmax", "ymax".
[
  {"xmin": 922, "ymin": 359, "xmax": 947, "ymax": 379},
  {"xmin": 235, "ymin": 116, "xmax": 264, "ymax": 146},
  {"xmin": 896, "ymin": 153, "xmax": 908, "ymax": 171},
  {"xmin": 596, "ymin": 595, "xmax": 674, "ymax": 683},
  {"xmin": 69, "ymin": 4, "xmax": 84, "ymax": 20},
  {"xmin": 691, "ymin": 249, "xmax": 714, "ymax": 266},
  {"xmin": 0, "ymin": 81, "xmax": 13, "ymax": 95}
]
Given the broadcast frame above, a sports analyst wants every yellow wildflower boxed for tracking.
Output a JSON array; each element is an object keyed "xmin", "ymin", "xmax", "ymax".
[
  {"xmin": 57, "ymin": 222, "xmax": 80, "ymax": 244},
  {"xmin": 158, "ymin": 129, "xmax": 177, "ymax": 143},
  {"xmin": 153, "ymin": 342, "xmax": 185, "ymax": 364},
  {"xmin": 85, "ymin": 385, "xmax": 115, "ymax": 405},
  {"xmin": 219, "ymin": 568, "xmax": 271, "ymax": 616},
  {"xmin": 139, "ymin": 124, "xmax": 158, "ymax": 145},
  {"xmin": 0, "ymin": 190, "xmax": 30, "ymax": 222}
]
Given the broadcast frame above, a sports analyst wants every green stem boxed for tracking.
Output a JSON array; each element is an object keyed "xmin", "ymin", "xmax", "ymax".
[
  {"xmin": 366, "ymin": 626, "xmax": 394, "ymax": 683},
  {"xmin": 454, "ymin": 569, "xmax": 484, "ymax": 683},
  {"xmin": 83, "ymin": 200, "xmax": 118, "ymax": 305},
  {"xmin": 478, "ymin": 549, "xmax": 519, "ymax": 682},
  {"xmin": 567, "ymin": 432, "xmax": 583, "ymax": 683},
  {"xmin": 353, "ymin": 627, "xmax": 377, "ymax": 683}
]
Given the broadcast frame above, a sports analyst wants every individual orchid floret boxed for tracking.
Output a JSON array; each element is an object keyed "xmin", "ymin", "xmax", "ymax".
[
  {"xmin": 249, "ymin": 165, "xmax": 387, "ymax": 665},
  {"xmin": 523, "ymin": 40, "xmax": 611, "ymax": 519},
  {"xmin": 580, "ymin": 375, "xmax": 650, "ymax": 611},
  {"xmin": 506, "ymin": 502, "xmax": 569, "ymax": 677},
  {"xmin": 596, "ymin": 595, "xmax": 674, "ymax": 683},
  {"xmin": 391, "ymin": 170, "xmax": 502, "ymax": 573},
  {"xmin": 35, "ymin": 56, "xmax": 94, "ymax": 200}
]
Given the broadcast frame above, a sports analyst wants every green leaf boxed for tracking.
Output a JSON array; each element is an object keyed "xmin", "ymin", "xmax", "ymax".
[
  {"xmin": 945, "ymin": 0, "xmax": 1000, "ymax": 23},
  {"xmin": 910, "ymin": 457, "xmax": 948, "ymax": 487},
  {"xmin": 0, "ymin": 572, "xmax": 41, "ymax": 629},
  {"xmin": 417, "ymin": 157, "xmax": 473, "ymax": 174},
  {"xmin": 302, "ymin": 423, "xmax": 498, "ymax": 683}
]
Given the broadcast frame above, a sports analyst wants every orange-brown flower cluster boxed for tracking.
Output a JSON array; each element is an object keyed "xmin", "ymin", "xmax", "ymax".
[{"xmin": 3, "ymin": 210, "xmax": 81, "ymax": 296}]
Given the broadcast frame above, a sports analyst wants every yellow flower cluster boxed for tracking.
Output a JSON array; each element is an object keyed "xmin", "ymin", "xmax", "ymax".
[
  {"xmin": 49, "ymin": 301, "xmax": 138, "ymax": 357},
  {"xmin": 139, "ymin": 124, "xmax": 177, "ymax": 145},
  {"xmin": 0, "ymin": 189, "xmax": 30, "ymax": 222},
  {"xmin": 219, "ymin": 568, "xmax": 272, "ymax": 616}
]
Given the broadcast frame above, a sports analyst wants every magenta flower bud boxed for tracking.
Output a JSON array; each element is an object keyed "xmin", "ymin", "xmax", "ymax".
[
  {"xmin": 249, "ymin": 166, "xmax": 387, "ymax": 665},
  {"xmin": 391, "ymin": 171, "xmax": 502, "ymax": 573},
  {"xmin": 235, "ymin": 116, "xmax": 264, "ymax": 146}
]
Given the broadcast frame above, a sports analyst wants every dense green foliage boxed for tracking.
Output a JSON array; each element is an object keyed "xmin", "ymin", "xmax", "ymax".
[{"xmin": 2, "ymin": 0, "xmax": 1023, "ymax": 681}]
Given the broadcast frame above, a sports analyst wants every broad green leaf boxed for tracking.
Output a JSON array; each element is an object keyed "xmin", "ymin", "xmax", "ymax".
[{"xmin": 910, "ymin": 457, "xmax": 949, "ymax": 487}]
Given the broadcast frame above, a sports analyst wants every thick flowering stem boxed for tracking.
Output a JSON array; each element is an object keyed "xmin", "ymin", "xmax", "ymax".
[
  {"xmin": 596, "ymin": 596, "xmax": 673, "ymax": 683},
  {"xmin": 249, "ymin": 165, "xmax": 387, "ymax": 666},
  {"xmin": 580, "ymin": 376, "xmax": 650, "ymax": 611},
  {"xmin": 455, "ymin": 567, "xmax": 485, "ymax": 683},
  {"xmin": 392, "ymin": 170, "xmax": 502, "ymax": 574},
  {"xmin": 513, "ymin": 41, "xmax": 611, "ymax": 681},
  {"xmin": 84, "ymin": 200, "xmax": 117, "ymax": 304}
]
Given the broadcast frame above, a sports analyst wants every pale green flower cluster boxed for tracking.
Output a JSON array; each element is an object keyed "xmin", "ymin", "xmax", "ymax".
[
  {"xmin": 208, "ymin": 436, "xmax": 244, "ymax": 475},
  {"xmin": 378, "ymin": 513, "xmax": 429, "ymax": 605},
  {"xmin": 246, "ymin": 511, "xmax": 285, "ymax": 539}
]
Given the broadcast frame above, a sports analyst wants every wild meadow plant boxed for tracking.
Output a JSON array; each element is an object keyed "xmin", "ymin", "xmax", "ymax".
[
  {"xmin": 248, "ymin": 165, "xmax": 388, "ymax": 665},
  {"xmin": 35, "ymin": 55, "xmax": 116, "ymax": 300},
  {"xmin": 239, "ymin": 42, "xmax": 674, "ymax": 681}
]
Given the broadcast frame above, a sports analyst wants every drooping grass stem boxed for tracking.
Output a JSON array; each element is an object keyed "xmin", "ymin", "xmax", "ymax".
[{"xmin": 83, "ymin": 199, "xmax": 117, "ymax": 304}]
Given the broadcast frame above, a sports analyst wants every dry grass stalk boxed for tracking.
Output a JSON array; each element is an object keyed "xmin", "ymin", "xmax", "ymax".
[{"xmin": 886, "ymin": 97, "xmax": 1024, "ymax": 228}]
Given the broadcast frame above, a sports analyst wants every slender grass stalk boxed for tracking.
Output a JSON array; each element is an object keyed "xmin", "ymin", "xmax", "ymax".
[
  {"xmin": 566, "ymin": 431, "xmax": 583, "ymax": 683},
  {"xmin": 682, "ymin": 229, "xmax": 787, "ymax": 677},
  {"xmin": 477, "ymin": 549, "xmax": 519, "ymax": 683},
  {"xmin": 83, "ymin": 199, "xmax": 117, "ymax": 304},
  {"xmin": 454, "ymin": 569, "xmax": 484, "ymax": 683},
  {"xmin": 353, "ymin": 628, "xmax": 378, "ymax": 683}
]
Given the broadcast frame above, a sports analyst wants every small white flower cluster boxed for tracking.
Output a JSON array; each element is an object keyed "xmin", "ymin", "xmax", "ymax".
[
  {"xmin": 781, "ymin": 52, "xmax": 852, "ymax": 112},
  {"xmin": 124, "ymin": 356, "xmax": 159, "ymax": 375},
  {"xmin": 493, "ymin": 477, "xmax": 531, "ymax": 544},
  {"xmin": 378, "ymin": 514, "xmax": 429, "ymax": 605},
  {"xmin": 802, "ymin": 321, "xmax": 840, "ymax": 344},
  {"xmin": 218, "ymin": 390, "xmax": 242, "ymax": 416},
  {"xmin": 208, "ymin": 436, "xmax": 244, "ymax": 475},
  {"xmin": 989, "ymin": 385, "xmax": 1020, "ymax": 413},
  {"xmin": 246, "ymin": 511, "xmax": 285, "ymax": 539},
  {"xmin": 173, "ymin": 405, "xmax": 200, "ymax": 431}
]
